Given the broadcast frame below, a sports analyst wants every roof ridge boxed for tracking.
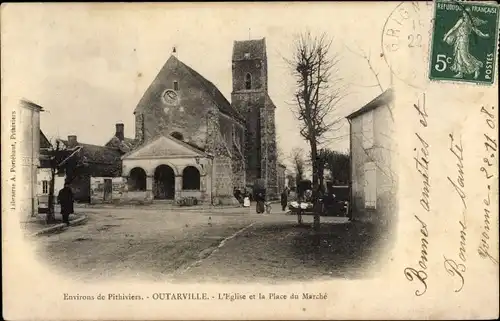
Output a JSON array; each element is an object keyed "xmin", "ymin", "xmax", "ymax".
[
  {"xmin": 178, "ymin": 58, "xmax": 245, "ymax": 122},
  {"xmin": 121, "ymin": 134, "xmax": 206, "ymax": 159},
  {"xmin": 346, "ymin": 88, "xmax": 393, "ymax": 119},
  {"xmin": 60, "ymin": 139, "xmax": 122, "ymax": 150}
]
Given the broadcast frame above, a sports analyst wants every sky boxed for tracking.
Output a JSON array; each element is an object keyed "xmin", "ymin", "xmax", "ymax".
[{"xmin": 3, "ymin": 2, "xmax": 395, "ymax": 169}]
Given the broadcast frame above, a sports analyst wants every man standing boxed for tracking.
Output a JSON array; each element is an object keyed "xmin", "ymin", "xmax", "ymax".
[
  {"xmin": 58, "ymin": 182, "xmax": 74, "ymax": 226},
  {"xmin": 280, "ymin": 187, "xmax": 289, "ymax": 211}
]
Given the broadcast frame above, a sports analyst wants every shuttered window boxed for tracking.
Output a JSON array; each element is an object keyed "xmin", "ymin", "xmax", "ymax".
[
  {"xmin": 364, "ymin": 162, "xmax": 376, "ymax": 209},
  {"xmin": 42, "ymin": 181, "xmax": 49, "ymax": 194}
]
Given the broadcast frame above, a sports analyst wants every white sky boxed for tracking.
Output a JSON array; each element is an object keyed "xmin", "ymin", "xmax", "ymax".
[{"xmin": 3, "ymin": 2, "xmax": 396, "ymax": 168}]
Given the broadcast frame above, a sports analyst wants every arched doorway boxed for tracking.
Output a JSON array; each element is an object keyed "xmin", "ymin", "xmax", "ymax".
[
  {"xmin": 153, "ymin": 165, "xmax": 175, "ymax": 199},
  {"xmin": 182, "ymin": 166, "xmax": 201, "ymax": 190},
  {"xmin": 128, "ymin": 167, "xmax": 147, "ymax": 191}
]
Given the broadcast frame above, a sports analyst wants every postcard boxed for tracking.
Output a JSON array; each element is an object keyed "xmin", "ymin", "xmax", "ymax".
[{"xmin": 1, "ymin": 1, "xmax": 498, "ymax": 320}]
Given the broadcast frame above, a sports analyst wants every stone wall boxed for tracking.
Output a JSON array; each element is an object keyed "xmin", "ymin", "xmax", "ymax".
[
  {"xmin": 134, "ymin": 113, "xmax": 145, "ymax": 144},
  {"xmin": 260, "ymin": 98, "xmax": 278, "ymax": 200},
  {"xmin": 205, "ymin": 108, "xmax": 240, "ymax": 205},
  {"xmin": 231, "ymin": 93, "xmax": 266, "ymax": 185},
  {"xmin": 135, "ymin": 57, "xmax": 213, "ymax": 148},
  {"xmin": 90, "ymin": 177, "xmax": 128, "ymax": 204},
  {"xmin": 212, "ymin": 156, "xmax": 238, "ymax": 204},
  {"xmin": 232, "ymin": 59, "xmax": 266, "ymax": 91}
]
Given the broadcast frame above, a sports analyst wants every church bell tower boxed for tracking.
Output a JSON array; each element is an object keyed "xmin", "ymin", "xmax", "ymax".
[{"xmin": 231, "ymin": 38, "xmax": 278, "ymax": 198}]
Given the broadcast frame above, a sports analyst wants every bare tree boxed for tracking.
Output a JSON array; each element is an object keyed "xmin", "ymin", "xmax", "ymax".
[
  {"xmin": 275, "ymin": 135, "xmax": 287, "ymax": 166},
  {"xmin": 286, "ymin": 173, "xmax": 295, "ymax": 189},
  {"xmin": 285, "ymin": 31, "xmax": 347, "ymax": 231},
  {"xmin": 45, "ymin": 139, "xmax": 86, "ymax": 223},
  {"xmin": 290, "ymin": 147, "xmax": 305, "ymax": 188}
]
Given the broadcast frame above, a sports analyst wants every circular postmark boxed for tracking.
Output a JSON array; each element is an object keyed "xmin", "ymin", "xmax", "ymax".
[{"xmin": 382, "ymin": 1, "xmax": 434, "ymax": 89}]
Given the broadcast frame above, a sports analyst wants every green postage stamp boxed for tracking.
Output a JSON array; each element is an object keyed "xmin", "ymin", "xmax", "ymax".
[{"xmin": 429, "ymin": 0, "xmax": 500, "ymax": 84}]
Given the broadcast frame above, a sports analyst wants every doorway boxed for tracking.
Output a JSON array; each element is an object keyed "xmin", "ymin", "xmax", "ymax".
[
  {"xmin": 103, "ymin": 179, "xmax": 112, "ymax": 201},
  {"xmin": 153, "ymin": 165, "xmax": 175, "ymax": 200}
]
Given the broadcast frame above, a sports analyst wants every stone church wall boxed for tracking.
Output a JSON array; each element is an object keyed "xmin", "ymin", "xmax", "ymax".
[
  {"xmin": 231, "ymin": 93, "xmax": 266, "ymax": 185},
  {"xmin": 205, "ymin": 108, "xmax": 240, "ymax": 205},
  {"xmin": 134, "ymin": 58, "xmax": 212, "ymax": 147},
  {"xmin": 212, "ymin": 156, "xmax": 239, "ymax": 205},
  {"xmin": 232, "ymin": 59, "xmax": 265, "ymax": 90},
  {"xmin": 134, "ymin": 113, "xmax": 145, "ymax": 143},
  {"xmin": 231, "ymin": 152, "xmax": 245, "ymax": 191},
  {"xmin": 260, "ymin": 98, "xmax": 278, "ymax": 200}
]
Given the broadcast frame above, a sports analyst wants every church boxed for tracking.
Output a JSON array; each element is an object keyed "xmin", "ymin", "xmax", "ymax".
[{"xmin": 78, "ymin": 38, "xmax": 285, "ymax": 205}]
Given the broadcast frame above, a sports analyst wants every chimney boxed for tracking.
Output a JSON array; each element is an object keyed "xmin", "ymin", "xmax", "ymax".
[
  {"xmin": 115, "ymin": 123, "xmax": 124, "ymax": 141},
  {"xmin": 67, "ymin": 135, "xmax": 78, "ymax": 147}
]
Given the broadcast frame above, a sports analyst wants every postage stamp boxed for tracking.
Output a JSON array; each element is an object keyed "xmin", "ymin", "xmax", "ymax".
[{"xmin": 429, "ymin": 0, "xmax": 500, "ymax": 84}]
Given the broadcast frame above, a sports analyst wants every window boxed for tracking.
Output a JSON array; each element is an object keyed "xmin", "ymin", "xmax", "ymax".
[
  {"xmin": 364, "ymin": 162, "xmax": 377, "ymax": 209},
  {"xmin": 171, "ymin": 132, "xmax": 184, "ymax": 141},
  {"xmin": 244, "ymin": 52, "xmax": 250, "ymax": 59},
  {"xmin": 362, "ymin": 110, "xmax": 374, "ymax": 149},
  {"xmin": 42, "ymin": 180, "xmax": 49, "ymax": 194},
  {"xmin": 173, "ymin": 81, "xmax": 179, "ymax": 91},
  {"xmin": 245, "ymin": 73, "xmax": 252, "ymax": 90},
  {"xmin": 182, "ymin": 166, "xmax": 201, "ymax": 190}
]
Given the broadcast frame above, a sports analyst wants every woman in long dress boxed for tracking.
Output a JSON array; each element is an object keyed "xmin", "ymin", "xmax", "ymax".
[{"xmin": 443, "ymin": 9, "xmax": 490, "ymax": 79}]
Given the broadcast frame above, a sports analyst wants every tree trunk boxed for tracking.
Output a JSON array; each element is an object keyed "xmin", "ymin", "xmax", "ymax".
[
  {"xmin": 46, "ymin": 168, "xmax": 56, "ymax": 224},
  {"xmin": 309, "ymin": 140, "xmax": 321, "ymax": 233}
]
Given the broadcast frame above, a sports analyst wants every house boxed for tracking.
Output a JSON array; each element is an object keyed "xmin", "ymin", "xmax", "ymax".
[
  {"xmin": 36, "ymin": 130, "xmax": 66, "ymax": 212},
  {"xmin": 346, "ymin": 89, "xmax": 396, "ymax": 225},
  {"xmin": 18, "ymin": 99, "xmax": 44, "ymax": 217},
  {"xmin": 59, "ymin": 135, "xmax": 123, "ymax": 202}
]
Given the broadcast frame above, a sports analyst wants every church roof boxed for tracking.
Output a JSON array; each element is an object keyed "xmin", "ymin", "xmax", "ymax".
[
  {"xmin": 232, "ymin": 38, "xmax": 266, "ymax": 61},
  {"xmin": 181, "ymin": 59, "xmax": 244, "ymax": 122},
  {"xmin": 134, "ymin": 55, "xmax": 244, "ymax": 123}
]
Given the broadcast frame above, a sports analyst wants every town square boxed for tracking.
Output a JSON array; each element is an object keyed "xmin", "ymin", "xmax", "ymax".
[{"xmin": 9, "ymin": 2, "xmax": 398, "ymax": 283}]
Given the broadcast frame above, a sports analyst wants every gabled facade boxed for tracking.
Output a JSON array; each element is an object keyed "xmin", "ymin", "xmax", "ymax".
[
  {"xmin": 126, "ymin": 53, "xmax": 247, "ymax": 204},
  {"xmin": 121, "ymin": 135, "xmax": 211, "ymax": 202},
  {"xmin": 346, "ymin": 89, "xmax": 396, "ymax": 225},
  {"xmin": 133, "ymin": 54, "xmax": 245, "ymax": 151}
]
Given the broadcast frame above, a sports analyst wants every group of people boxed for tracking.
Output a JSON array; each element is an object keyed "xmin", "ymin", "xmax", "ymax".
[
  {"xmin": 234, "ymin": 187, "xmax": 293, "ymax": 214},
  {"xmin": 233, "ymin": 188, "xmax": 252, "ymax": 207}
]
